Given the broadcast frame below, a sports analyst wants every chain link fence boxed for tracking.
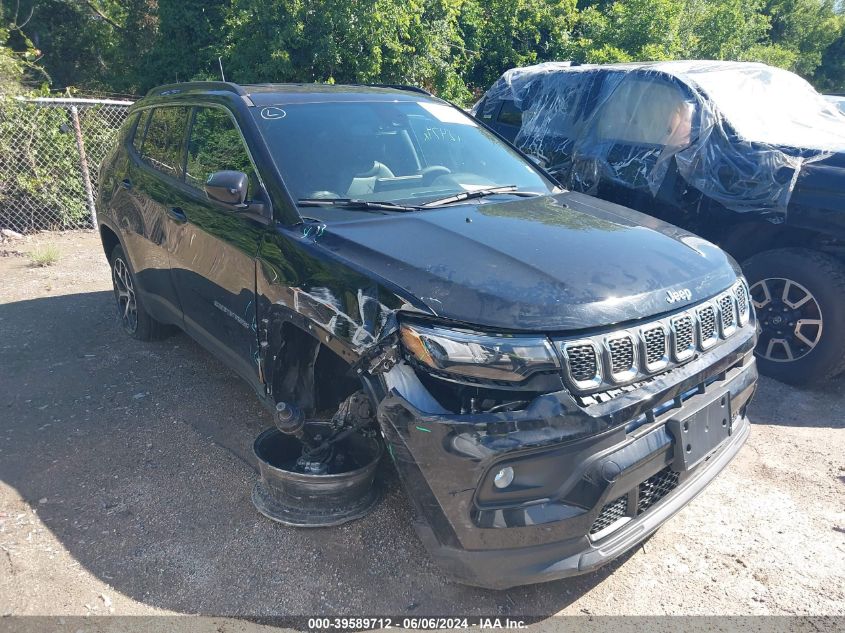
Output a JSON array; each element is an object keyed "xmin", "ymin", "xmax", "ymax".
[{"xmin": 0, "ymin": 97, "xmax": 133, "ymax": 234}]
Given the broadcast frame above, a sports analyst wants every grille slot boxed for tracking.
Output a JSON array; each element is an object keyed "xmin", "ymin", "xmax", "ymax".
[
  {"xmin": 735, "ymin": 283, "xmax": 749, "ymax": 321},
  {"xmin": 672, "ymin": 315, "xmax": 695, "ymax": 358},
  {"xmin": 698, "ymin": 306, "xmax": 717, "ymax": 344},
  {"xmin": 590, "ymin": 496, "xmax": 628, "ymax": 536},
  {"xmin": 719, "ymin": 294, "xmax": 736, "ymax": 332},
  {"xmin": 643, "ymin": 326, "xmax": 666, "ymax": 365},
  {"xmin": 608, "ymin": 336, "xmax": 635, "ymax": 375},
  {"xmin": 637, "ymin": 468, "xmax": 680, "ymax": 514},
  {"xmin": 566, "ymin": 344, "xmax": 599, "ymax": 382}
]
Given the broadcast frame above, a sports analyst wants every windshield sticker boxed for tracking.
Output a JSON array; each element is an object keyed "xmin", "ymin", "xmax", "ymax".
[
  {"xmin": 418, "ymin": 102, "xmax": 477, "ymax": 126},
  {"xmin": 260, "ymin": 107, "xmax": 287, "ymax": 120}
]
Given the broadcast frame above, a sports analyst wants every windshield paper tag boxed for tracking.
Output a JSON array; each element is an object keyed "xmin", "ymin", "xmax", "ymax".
[{"xmin": 418, "ymin": 102, "xmax": 477, "ymax": 126}]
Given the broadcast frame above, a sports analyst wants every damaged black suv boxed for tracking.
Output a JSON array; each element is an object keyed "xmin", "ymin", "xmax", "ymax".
[{"xmin": 96, "ymin": 81, "xmax": 757, "ymax": 589}]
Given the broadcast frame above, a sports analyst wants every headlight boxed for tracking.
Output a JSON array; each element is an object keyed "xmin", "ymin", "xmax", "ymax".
[{"xmin": 399, "ymin": 321, "xmax": 559, "ymax": 383}]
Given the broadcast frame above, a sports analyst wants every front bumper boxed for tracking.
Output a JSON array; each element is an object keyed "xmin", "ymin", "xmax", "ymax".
[{"xmin": 376, "ymin": 326, "xmax": 757, "ymax": 589}]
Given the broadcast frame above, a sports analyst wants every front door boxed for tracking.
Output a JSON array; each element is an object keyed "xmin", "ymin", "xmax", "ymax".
[{"xmin": 167, "ymin": 105, "xmax": 267, "ymax": 388}]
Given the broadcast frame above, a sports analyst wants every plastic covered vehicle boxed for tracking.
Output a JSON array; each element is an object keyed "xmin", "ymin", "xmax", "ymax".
[
  {"xmin": 826, "ymin": 94, "xmax": 845, "ymax": 115},
  {"xmin": 475, "ymin": 61, "xmax": 845, "ymax": 384}
]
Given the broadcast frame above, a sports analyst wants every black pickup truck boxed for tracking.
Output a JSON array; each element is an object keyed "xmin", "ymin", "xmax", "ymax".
[
  {"xmin": 96, "ymin": 81, "xmax": 757, "ymax": 588},
  {"xmin": 475, "ymin": 60, "xmax": 845, "ymax": 385}
]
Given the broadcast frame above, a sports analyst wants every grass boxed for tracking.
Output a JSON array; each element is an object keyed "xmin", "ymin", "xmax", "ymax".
[{"xmin": 28, "ymin": 244, "xmax": 61, "ymax": 267}]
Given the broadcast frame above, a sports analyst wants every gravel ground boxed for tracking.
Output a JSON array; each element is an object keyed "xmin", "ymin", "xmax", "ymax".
[{"xmin": 0, "ymin": 231, "xmax": 843, "ymax": 619}]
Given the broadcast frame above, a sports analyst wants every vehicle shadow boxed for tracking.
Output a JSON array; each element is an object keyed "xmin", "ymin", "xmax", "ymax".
[{"xmin": 0, "ymin": 291, "xmax": 634, "ymax": 618}]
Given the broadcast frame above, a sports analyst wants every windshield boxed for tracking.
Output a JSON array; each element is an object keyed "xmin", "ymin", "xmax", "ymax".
[
  {"xmin": 685, "ymin": 64, "xmax": 845, "ymax": 151},
  {"xmin": 252, "ymin": 100, "xmax": 554, "ymax": 208}
]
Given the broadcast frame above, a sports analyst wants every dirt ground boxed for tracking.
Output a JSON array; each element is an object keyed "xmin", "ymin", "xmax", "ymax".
[{"xmin": 0, "ymin": 230, "xmax": 843, "ymax": 620}]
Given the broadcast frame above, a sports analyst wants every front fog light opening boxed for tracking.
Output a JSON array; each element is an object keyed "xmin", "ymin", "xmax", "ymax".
[{"xmin": 493, "ymin": 466, "xmax": 515, "ymax": 489}]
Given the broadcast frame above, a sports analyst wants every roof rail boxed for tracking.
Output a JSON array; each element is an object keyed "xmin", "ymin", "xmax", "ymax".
[
  {"xmin": 145, "ymin": 81, "xmax": 248, "ymax": 98},
  {"xmin": 363, "ymin": 83, "xmax": 433, "ymax": 96}
]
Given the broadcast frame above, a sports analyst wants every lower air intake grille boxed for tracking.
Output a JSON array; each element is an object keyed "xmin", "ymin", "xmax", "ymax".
[
  {"xmin": 567, "ymin": 344, "xmax": 598, "ymax": 382},
  {"xmin": 608, "ymin": 336, "xmax": 635, "ymax": 374},
  {"xmin": 637, "ymin": 467, "xmax": 680, "ymax": 514},
  {"xmin": 589, "ymin": 496, "xmax": 628, "ymax": 536},
  {"xmin": 590, "ymin": 467, "xmax": 681, "ymax": 540}
]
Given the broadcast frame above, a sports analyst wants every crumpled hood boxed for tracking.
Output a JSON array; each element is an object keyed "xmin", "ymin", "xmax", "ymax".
[{"xmin": 314, "ymin": 192, "xmax": 740, "ymax": 332}]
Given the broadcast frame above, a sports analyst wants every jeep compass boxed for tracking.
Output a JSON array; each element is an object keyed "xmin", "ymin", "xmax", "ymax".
[{"xmin": 96, "ymin": 81, "xmax": 757, "ymax": 588}]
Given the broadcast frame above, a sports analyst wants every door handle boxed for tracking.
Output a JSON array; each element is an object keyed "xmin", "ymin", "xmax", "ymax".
[
  {"xmin": 121, "ymin": 178, "xmax": 132, "ymax": 190},
  {"xmin": 167, "ymin": 207, "xmax": 187, "ymax": 223}
]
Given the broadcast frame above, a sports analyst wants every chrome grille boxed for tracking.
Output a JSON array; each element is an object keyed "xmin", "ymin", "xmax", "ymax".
[
  {"xmin": 590, "ymin": 496, "xmax": 628, "ymax": 536},
  {"xmin": 698, "ymin": 305, "xmax": 717, "ymax": 346},
  {"xmin": 643, "ymin": 326, "xmax": 666, "ymax": 365},
  {"xmin": 608, "ymin": 336, "xmax": 635, "ymax": 375},
  {"xmin": 734, "ymin": 282, "xmax": 749, "ymax": 324},
  {"xmin": 719, "ymin": 294, "xmax": 736, "ymax": 334},
  {"xmin": 637, "ymin": 468, "xmax": 679, "ymax": 513},
  {"xmin": 672, "ymin": 315, "xmax": 695, "ymax": 360},
  {"xmin": 555, "ymin": 281, "xmax": 751, "ymax": 395},
  {"xmin": 566, "ymin": 343, "xmax": 599, "ymax": 382}
]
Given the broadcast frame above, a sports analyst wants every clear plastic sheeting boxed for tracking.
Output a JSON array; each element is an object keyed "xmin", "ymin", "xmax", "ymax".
[{"xmin": 475, "ymin": 61, "xmax": 845, "ymax": 217}]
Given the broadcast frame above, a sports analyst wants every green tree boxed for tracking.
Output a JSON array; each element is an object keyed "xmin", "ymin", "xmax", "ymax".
[
  {"xmin": 815, "ymin": 16, "xmax": 845, "ymax": 91},
  {"xmin": 460, "ymin": 0, "xmax": 577, "ymax": 92},
  {"xmin": 223, "ymin": 0, "xmax": 469, "ymax": 101},
  {"xmin": 678, "ymin": 0, "xmax": 770, "ymax": 60},
  {"xmin": 762, "ymin": 0, "xmax": 841, "ymax": 77}
]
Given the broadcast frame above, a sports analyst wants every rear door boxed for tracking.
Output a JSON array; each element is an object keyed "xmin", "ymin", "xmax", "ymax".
[
  {"xmin": 124, "ymin": 105, "xmax": 191, "ymax": 324},
  {"xmin": 167, "ymin": 105, "xmax": 267, "ymax": 387}
]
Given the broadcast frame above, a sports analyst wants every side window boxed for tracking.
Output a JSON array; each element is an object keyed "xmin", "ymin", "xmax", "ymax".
[
  {"xmin": 497, "ymin": 100, "xmax": 523, "ymax": 127},
  {"xmin": 475, "ymin": 98, "xmax": 494, "ymax": 123},
  {"xmin": 132, "ymin": 110, "xmax": 150, "ymax": 152},
  {"xmin": 595, "ymin": 78, "xmax": 693, "ymax": 147},
  {"xmin": 185, "ymin": 107, "xmax": 259, "ymax": 197},
  {"xmin": 140, "ymin": 107, "xmax": 189, "ymax": 178}
]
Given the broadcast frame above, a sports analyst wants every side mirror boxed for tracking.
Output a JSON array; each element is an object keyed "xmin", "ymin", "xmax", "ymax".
[{"xmin": 205, "ymin": 170, "xmax": 248, "ymax": 207}]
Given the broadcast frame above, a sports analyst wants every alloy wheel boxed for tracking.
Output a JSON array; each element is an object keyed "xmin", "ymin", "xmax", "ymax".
[
  {"xmin": 750, "ymin": 277, "xmax": 822, "ymax": 363},
  {"xmin": 112, "ymin": 257, "xmax": 138, "ymax": 334}
]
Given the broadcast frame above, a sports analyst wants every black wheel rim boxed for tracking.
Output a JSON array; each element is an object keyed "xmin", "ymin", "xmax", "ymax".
[
  {"xmin": 750, "ymin": 277, "xmax": 822, "ymax": 363},
  {"xmin": 112, "ymin": 257, "xmax": 138, "ymax": 334}
]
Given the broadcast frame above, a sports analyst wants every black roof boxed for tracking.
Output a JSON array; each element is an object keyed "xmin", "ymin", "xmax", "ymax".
[{"xmin": 144, "ymin": 81, "xmax": 435, "ymax": 106}]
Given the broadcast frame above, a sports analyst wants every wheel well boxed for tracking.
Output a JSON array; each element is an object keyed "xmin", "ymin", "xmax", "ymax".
[
  {"xmin": 270, "ymin": 322, "xmax": 361, "ymax": 418},
  {"xmin": 99, "ymin": 225, "xmax": 121, "ymax": 262},
  {"xmin": 718, "ymin": 221, "xmax": 830, "ymax": 262}
]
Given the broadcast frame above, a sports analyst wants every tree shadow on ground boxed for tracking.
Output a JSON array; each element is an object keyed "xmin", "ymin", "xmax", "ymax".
[{"xmin": 0, "ymin": 291, "xmax": 639, "ymax": 619}]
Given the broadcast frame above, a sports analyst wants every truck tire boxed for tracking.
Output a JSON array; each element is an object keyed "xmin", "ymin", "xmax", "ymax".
[
  {"xmin": 742, "ymin": 248, "xmax": 845, "ymax": 385},
  {"xmin": 109, "ymin": 244, "xmax": 172, "ymax": 341}
]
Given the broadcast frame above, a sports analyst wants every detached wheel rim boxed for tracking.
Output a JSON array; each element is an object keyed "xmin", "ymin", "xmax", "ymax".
[
  {"xmin": 112, "ymin": 257, "xmax": 138, "ymax": 334},
  {"xmin": 750, "ymin": 277, "xmax": 822, "ymax": 363}
]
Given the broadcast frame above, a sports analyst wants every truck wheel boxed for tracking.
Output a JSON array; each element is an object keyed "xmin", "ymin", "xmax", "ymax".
[
  {"xmin": 743, "ymin": 248, "xmax": 845, "ymax": 385},
  {"xmin": 109, "ymin": 245, "xmax": 171, "ymax": 341}
]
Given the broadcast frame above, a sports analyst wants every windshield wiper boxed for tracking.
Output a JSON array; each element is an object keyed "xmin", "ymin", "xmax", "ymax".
[
  {"xmin": 421, "ymin": 186, "xmax": 542, "ymax": 208},
  {"xmin": 297, "ymin": 198, "xmax": 420, "ymax": 212}
]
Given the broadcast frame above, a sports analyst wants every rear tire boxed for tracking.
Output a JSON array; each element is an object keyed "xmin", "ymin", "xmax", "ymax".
[
  {"xmin": 742, "ymin": 248, "xmax": 845, "ymax": 385},
  {"xmin": 109, "ymin": 244, "xmax": 172, "ymax": 341}
]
